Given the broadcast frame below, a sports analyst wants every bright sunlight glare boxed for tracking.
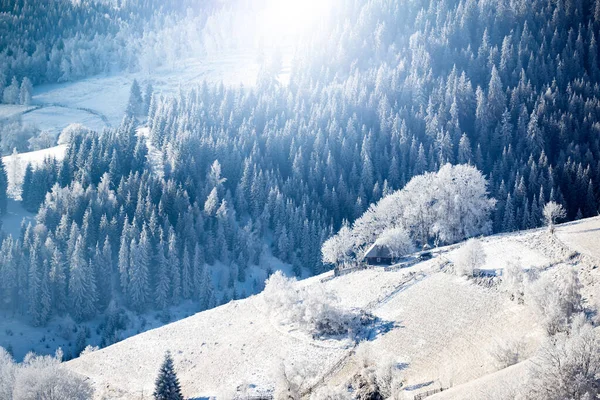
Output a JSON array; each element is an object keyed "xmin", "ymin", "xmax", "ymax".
[{"xmin": 258, "ymin": 0, "xmax": 334, "ymax": 41}]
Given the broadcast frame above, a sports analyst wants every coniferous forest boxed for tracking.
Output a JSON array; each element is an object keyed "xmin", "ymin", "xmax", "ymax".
[{"xmin": 0, "ymin": 0, "xmax": 600, "ymax": 353}]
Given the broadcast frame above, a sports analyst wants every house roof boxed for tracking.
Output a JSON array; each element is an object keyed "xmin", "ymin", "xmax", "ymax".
[{"xmin": 363, "ymin": 243, "xmax": 392, "ymax": 259}]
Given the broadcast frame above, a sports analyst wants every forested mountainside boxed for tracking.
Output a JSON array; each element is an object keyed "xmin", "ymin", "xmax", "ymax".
[
  {"xmin": 0, "ymin": 0, "xmax": 226, "ymax": 90},
  {"xmin": 1, "ymin": 0, "xmax": 600, "ymax": 347}
]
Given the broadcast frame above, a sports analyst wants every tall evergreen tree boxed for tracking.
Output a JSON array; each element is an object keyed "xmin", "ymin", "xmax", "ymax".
[{"xmin": 69, "ymin": 237, "xmax": 97, "ymax": 321}]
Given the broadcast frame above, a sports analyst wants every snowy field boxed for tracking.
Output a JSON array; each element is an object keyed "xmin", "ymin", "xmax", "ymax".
[
  {"xmin": 444, "ymin": 232, "xmax": 552, "ymax": 272},
  {"xmin": 0, "ymin": 199, "xmax": 34, "ymax": 238},
  {"xmin": 21, "ymin": 106, "xmax": 107, "ymax": 137},
  {"xmin": 33, "ymin": 52, "xmax": 263, "ymax": 128},
  {"xmin": 2, "ymin": 144, "xmax": 68, "ymax": 200},
  {"xmin": 556, "ymin": 216, "xmax": 600, "ymax": 260},
  {"xmin": 64, "ymin": 220, "xmax": 600, "ymax": 400},
  {"xmin": 0, "ymin": 105, "xmax": 36, "ymax": 120}
]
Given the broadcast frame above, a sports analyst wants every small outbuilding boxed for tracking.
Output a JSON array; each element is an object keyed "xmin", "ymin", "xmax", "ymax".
[{"xmin": 363, "ymin": 243, "xmax": 395, "ymax": 265}]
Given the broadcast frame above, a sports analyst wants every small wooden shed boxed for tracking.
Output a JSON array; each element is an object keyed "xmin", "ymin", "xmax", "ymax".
[{"xmin": 363, "ymin": 243, "xmax": 394, "ymax": 265}]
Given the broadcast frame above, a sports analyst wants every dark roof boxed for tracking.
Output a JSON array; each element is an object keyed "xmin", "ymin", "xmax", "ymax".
[{"xmin": 363, "ymin": 243, "xmax": 392, "ymax": 259}]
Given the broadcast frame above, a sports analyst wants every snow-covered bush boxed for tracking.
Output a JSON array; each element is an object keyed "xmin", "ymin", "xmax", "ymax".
[
  {"xmin": 525, "ymin": 267, "xmax": 583, "ymax": 335},
  {"xmin": 525, "ymin": 314, "xmax": 600, "ymax": 400},
  {"xmin": 274, "ymin": 361, "xmax": 313, "ymax": 400},
  {"xmin": 454, "ymin": 238, "xmax": 486, "ymax": 277},
  {"xmin": 374, "ymin": 228, "xmax": 415, "ymax": 259},
  {"xmin": 351, "ymin": 343, "xmax": 405, "ymax": 399},
  {"xmin": 79, "ymin": 345, "xmax": 99, "ymax": 357},
  {"xmin": 0, "ymin": 348, "xmax": 94, "ymax": 400},
  {"xmin": 263, "ymin": 271, "xmax": 366, "ymax": 338},
  {"xmin": 310, "ymin": 385, "xmax": 352, "ymax": 400},
  {"xmin": 58, "ymin": 123, "xmax": 90, "ymax": 145},
  {"xmin": 374, "ymin": 356, "xmax": 405, "ymax": 399},
  {"xmin": 490, "ymin": 338, "xmax": 526, "ymax": 369},
  {"xmin": 27, "ymin": 130, "xmax": 55, "ymax": 151}
]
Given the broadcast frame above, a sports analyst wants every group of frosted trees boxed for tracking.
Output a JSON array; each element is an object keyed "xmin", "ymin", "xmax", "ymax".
[
  {"xmin": 322, "ymin": 164, "xmax": 496, "ymax": 265},
  {"xmin": 1, "ymin": 77, "xmax": 32, "ymax": 105},
  {"xmin": 0, "ymin": 347, "xmax": 94, "ymax": 400},
  {"xmin": 0, "ymin": 0, "xmax": 248, "ymax": 93}
]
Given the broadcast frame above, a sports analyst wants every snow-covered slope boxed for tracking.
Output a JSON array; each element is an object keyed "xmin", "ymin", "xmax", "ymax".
[{"xmin": 65, "ymin": 218, "xmax": 600, "ymax": 399}]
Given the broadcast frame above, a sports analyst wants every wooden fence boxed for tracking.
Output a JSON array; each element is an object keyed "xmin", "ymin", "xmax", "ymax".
[{"xmin": 413, "ymin": 387, "xmax": 445, "ymax": 400}]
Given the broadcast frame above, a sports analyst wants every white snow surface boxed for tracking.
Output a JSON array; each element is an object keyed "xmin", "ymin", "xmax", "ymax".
[
  {"xmin": 21, "ymin": 106, "xmax": 106, "ymax": 137},
  {"xmin": 65, "ymin": 218, "xmax": 600, "ymax": 399}
]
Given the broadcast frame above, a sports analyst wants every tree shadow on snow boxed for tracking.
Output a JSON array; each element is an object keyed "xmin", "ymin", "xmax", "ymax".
[{"xmin": 354, "ymin": 316, "xmax": 402, "ymax": 342}]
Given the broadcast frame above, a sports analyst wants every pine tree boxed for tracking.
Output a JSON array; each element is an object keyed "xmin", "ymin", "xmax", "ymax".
[
  {"xmin": 168, "ymin": 230, "xmax": 181, "ymax": 305},
  {"xmin": 69, "ymin": 237, "xmax": 97, "ymax": 321},
  {"xmin": 49, "ymin": 247, "xmax": 67, "ymax": 314},
  {"xmin": 2, "ymin": 77, "xmax": 19, "ymax": 104},
  {"xmin": 128, "ymin": 228, "xmax": 150, "ymax": 311},
  {"xmin": 0, "ymin": 158, "xmax": 8, "ymax": 216},
  {"xmin": 126, "ymin": 79, "xmax": 143, "ymax": 117},
  {"xmin": 181, "ymin": 246, "xmax": 192, "ymax": 300},
  {"xmin": 118, "ymin": 218, "xmax": 131, "ymax": 297},
  {"xmin": 457, "ymin": 133, "xmax": 473, "ymax": 164},
  {"xmin": 143, "ymin": 82, "xmax": 154, "ymax": 115},
  {"xmin": 28, "ymin": 247, "xmax": 42, "ymax": 326},
  {"xmin": 503, "ymin": 193, "xmax": 516, "ymax": 232},
  {"xmin": 155, "ymin": 238, "xmax": 170, "ymax": 310},
  {"xmin": 19, "ymin": 77, "xmax": 33, "ymax": 105},
  {"xmin": 585, "ymin": 180, "xmax": 597, "ymax": 217},
  {"xmin": 153, "ymin": 351, "xmax": 184, "ymax": 400},
  {"xmin": 192, "ymin": 244, "xmax": 204, "ymax": 302}
]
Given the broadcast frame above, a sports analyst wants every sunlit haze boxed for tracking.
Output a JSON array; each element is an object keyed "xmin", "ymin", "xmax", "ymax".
[{"xmin": 258, "ymin": 0, "xmax": 333, "ymax": 42}]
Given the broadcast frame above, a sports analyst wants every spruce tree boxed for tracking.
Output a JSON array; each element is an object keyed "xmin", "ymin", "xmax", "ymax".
[
  {"xmin": 19, "ymin": 77, "xmax": 33, "ymax": 105},
  {"xmin": 155, "ymin": 238, "xmax": 170, "ymax": 310},
  {"xmin": 153, "ymin": 351, "xmax": 184, "ymax": 400},
  {"xmin": 126, "ymin": 79, "xmax": 143, "ymax": 117},
  {"xmin": 0, "ymin": 158, "xmax": 7, "ymax": 216},
  {"xmin": 69, "ymin": 237, "xmax": 97, "ymax": 321},
  {"xmin": 128, "ymin": 229, "xmax": 150, "ymax": 311}
]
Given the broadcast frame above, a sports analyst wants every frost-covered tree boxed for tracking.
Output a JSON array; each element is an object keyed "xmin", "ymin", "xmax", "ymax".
[
  {"xmin": 126, "ymin": 79, "xmax": 143, "ymax": 117},
  {"xmin": 0, "ymin": 158, "xmax": 7, "ymax": 216},
  {"xmin": 2, "ymin": 77, "xmax": 19, "ymax": 104},
  {"xmin": 10, "ymin": 349, "xmax": 94, "ymax": 399},
  {"xmin": 501, "ymin": 259, "xmax": 525, "ymax": 301},
  {"xmin": 454, "ymin": 238, "xmax": 486, "ymax": 277},
  {"xmin": 323, "ymin": 165, "xmax": 495, "ymax": 265},
  {"xmin": 153, "ymin": 351, "xmax": 184, "ymax": 400},
  {"xmin": 128, "ymin": 228, "xmax": 151, "ymax": 311},
  {"xmin": 525, "ymin": 315, "xmax": 600, "ymax": 400},
  {"xmin": 69, "ymin": 237, "xmax": 97, "ymax": 321},
  {"xmin": 19, "ymin": 77, "xmax": 33, "ymax": 105},
  {"xmin": 374, "ymin": 227, "xmax": 415, "ymax": 259},
  {"xmin": 321, "ymin": 224, "xmax": 356, "ymax": 267},
  {"xmin": 526, "ymin": 267, "xmax": 583, "ymax": 335},
  {"xmin": 543, "ymin": 201, "xmax": 566, "ymax": 234}
]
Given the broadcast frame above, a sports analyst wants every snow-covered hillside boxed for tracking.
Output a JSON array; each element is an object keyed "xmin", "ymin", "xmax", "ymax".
[{"xmin": 65, "ymin": 218, "xmax": 600, "ymax": 399}]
